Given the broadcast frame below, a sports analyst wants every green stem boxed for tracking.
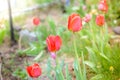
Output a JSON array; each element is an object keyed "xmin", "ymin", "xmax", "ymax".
[
  {"xmin": 55, "ymin": 53, "xmax": 64, "ymax": 80},
  {"xmin": 81, "ymin": 52, "xmax": 86, "ymax": 80},
  {"xmin": 73, "ymin": 33, "xmax": 83, "ymax": 80},
  {"xmin": 100, "ymin": 27, "xmax": 104, "ymax": 53},
  {"xmin": 104, "ymin": 23, "xmax": 109, "ymax": 41},
  {"xmin": 73, "ymin": 33, "xmax": 79, "ymax": 59},
  {"xmin": 89, "ymin": 22, "xmax": 98, "ymax": 50}
]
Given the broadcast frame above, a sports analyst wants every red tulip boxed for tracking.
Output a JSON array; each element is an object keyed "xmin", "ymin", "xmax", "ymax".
[
  {"xmin": 33, "ymin": 17, "xmax": 40, "ymax": 26},
  {"xmin": 46, "ymin": 35, "xmax": 62, "ymax": 52},
  {"xmin": 26, "ymin": 63, "xmax": 42, "ymax": 78},
  {"xmin": 83, "ymin": 14, "xmax": 91, "ymax": 23},
  {"xmin": 98, "ymin": 0, "xmax": 108, "ymax": 13},
  {"xmin": 68, "ymin": 13, "xmax": 82, "ymax": 32},
  {"xmin": 96, "ymin": 15, "xmax": 105, "ymax": 26}
]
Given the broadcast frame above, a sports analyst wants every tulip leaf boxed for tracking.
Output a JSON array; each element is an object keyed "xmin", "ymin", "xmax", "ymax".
[
  {"xmin": 90, "ymin": 74, "xmax": 103, "ymax": 80},
  {"xmin": 84, "ymin": 61, "xmax": 97, "ymax": 72},
  {"xmin": 65, "ymin": 64, "xmax": 72, "ymax": 80},
  {"xmin": 73, "ymin": 59, "xmax": 83, "ymax": 80}
]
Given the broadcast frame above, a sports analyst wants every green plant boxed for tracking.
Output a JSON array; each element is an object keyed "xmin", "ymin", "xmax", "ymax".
[
  {"xmin": 34, "ymin": 0, "xmax": 54, "ymax": 4},
  {"xmin": 13, "ymin": 68, "xmax": 27, "ymax": 80},
  {"xmin": 45, "ymin": 53, "xmax": 86, "ymax": 80},
  {"xmin": 107, "ymin": 0, "xmax": 120, "ymax": 26},
  {"xmin": 18, "ymin": 18, "xmax": 65, "ymax": 56},
  {"xmin": 0, "ymin": 23, "xmax": 6, "ymax": 44},
  {"xmin": 17, "ymin": 0, "xmax": 120, "ymax": 79},
  {"xmin": 81, "ymin": 15, "xmax": 120, "ymax": 80}
]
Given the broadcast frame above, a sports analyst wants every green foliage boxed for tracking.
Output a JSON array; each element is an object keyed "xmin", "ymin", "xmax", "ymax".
[
  {"xmin": 82, "ymin": 16, "xmax": 120, "ymax": 80},
  {"xmin": 65, "ymin": 64, "xmax": 72, "ymax": 80},
  {"xmin": 15, "ymin": 0, "xmax": 120, "ymax": 79},
  {"xmin": 13, "ymin": 68, "xmax": 27, "ymax": 80},
  {"xmin": 0, "ymin": 27, "xmax": 6, "ymax": 44},
  {"xmin": 74, "ymin": 53, "xmax": 87, "ymax": 80},
  {"xmin": 34, "ymin": 0, "xmax": 54, "ymax": 4},
  {"xmin": 17, "ymin": 42, "xmax": 44, "ymax": 56},
  {"xmin": 19, "ymin": 19, "xmax": 66, "ymax": 56},
  {"xmin": 0, "ymin": 21, "xmax": 7, "ymax": 44},
  {"xmin": 107, "ymin": 0, "xmax": 120, "ymax": 26},
  {"xmin": 46, "ymin": 54, "xmax": 87, "ymax": 80}
]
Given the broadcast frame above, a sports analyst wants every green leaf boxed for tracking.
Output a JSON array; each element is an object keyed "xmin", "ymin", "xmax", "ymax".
[
  {"xmin": 65, "ymin": 64, "xmax": 72, "ymax": 80},
  {"xmin": 12, "ymin": 69, "xmax": 27, "ymax": 80},
  {"xmin": 46, "ymin": 58, "xmax": 52, "ymax": 73},
  {"xmin": 56, "ymin": 66, "xmax": 65, "ymax": 80},
  {"xmin": 48, "ymin": 19, "xmax": 56, "ymax": 34},
  {"xmin": 81, "ymin": 53, "xmax": 87, "ymax": 80},
  {"xmin": 0, "ymin": 28, "xmax": 6, "ymax": 44},
  {"xmin": 84, "ymin": 61, "xmax": 97, "ymax": 72},
  {"xmin": 86, "ymin": 47, "xmax": 97, "ymax": 63},
  {"xmin": 60, "ymin": 60, "xmax": 65, "ymax": 70},
  {"xmin": 46, "ymin": 58, "xmax": 54, "ymax": 80},
  {"xmin": 34, "ymin": 51, "xmax": 44, "ymax": 61},
  {"xmin": 73, "ymin": 60, "xmax": 83, "ymax": 80},
  {"xmin": 90, "ymin": 74, "xmax": 103, "ymax": 80},
  {"xmin": 99, "ymin": 52, "xmax": 110, "ymax": 62}
]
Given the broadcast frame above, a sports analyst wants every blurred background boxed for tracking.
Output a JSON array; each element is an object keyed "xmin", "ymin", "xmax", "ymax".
[{"xmin": 0, "ymin": 0, "xmax": 120, "ymax": 80}]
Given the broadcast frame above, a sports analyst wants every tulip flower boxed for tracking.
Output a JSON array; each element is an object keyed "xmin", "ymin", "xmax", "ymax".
[
  {"xmin": 68, "ymin": 13, "xmax": 82, "ymax": 32},
  {"xmin": 98, "ymin": 0, "xmax": 108, "ymax": 13},
  {"xmin": 46, "ymin": 35, "xmax": 62, "ymax": 52},
  {"xmin": 83, "ymin": 14, "xmax": 92, "ymax": 23},
  {"xmin": 26, "ymin": 63, "xmax": 42, "ymax": 78},
  {"xmin": 96, "ymin": 15, "xmax": 105, "ymax": 26},
  {"xmin": 33, "ymin": 17, "xmax": 40, "ymax": 26}
]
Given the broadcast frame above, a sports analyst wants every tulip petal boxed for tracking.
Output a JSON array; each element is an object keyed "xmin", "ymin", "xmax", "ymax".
[
  {"xmin": 27, "ymin": 66, "xmax": 33, "ymax": 77},
  {"xmin": 68, "ymin": 16, "xmax": 72, "ymax": 31},
  {"xmin": 96, "ymin": 15, "xmax": 105, "ymax": 26},
  {"xmin": 71, "ymin": 14, "xmax": 79, "ymax": 18},
  {"xmin": 98, "ymin": 0, "xmax": 108, "ymax": 13},
  {"xmin": 46, "ymin": 37, "xmax": 52, "ymax": 52},
  {"xmin": 33, "ymin": 17, "xmax": 40, "ymax": 26},
  {"xmin": 55, "ymin": 36, "xmax": 62, "ymax": 51},
  {"xmin": 26, "ymin": 63, "xmax": 42, "ymax": 78},
  {"xmin": 68, "ymin": 14, "xmax": 80, "ymax": 31},
  {"xmin": 33, "ymin": 63, "xmax": 39, "ymax": 67},
  {"xmin": 71, "ymin": 16, "xmax": 82, "ymax": 32},
  {"xmin": 46, "ymin": 35, "xmax": 62, "ymax": 52},
  {"xmin": 46, "ymin": 35, "xmax": 56, "ymax": 52},
  {"xmin": 31, "ymin": 66, "xmax": 41, "ymax": 78}
]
